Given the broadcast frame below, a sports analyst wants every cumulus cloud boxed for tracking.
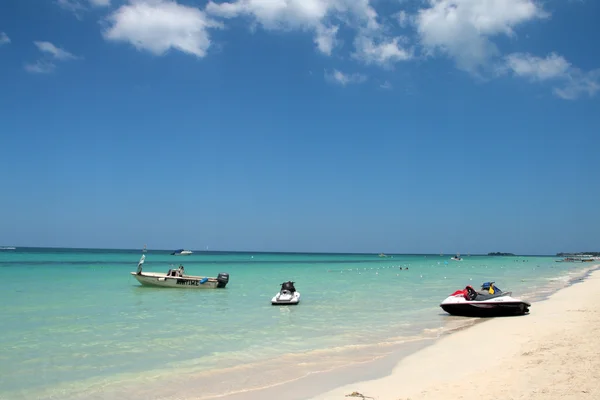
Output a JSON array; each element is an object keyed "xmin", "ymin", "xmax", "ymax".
[
  {"xmin": 205, "ymin": 0, "xmax": 380, "ymax": 56},
  {"xmin": 325, "ymin": 69, "xmax": 367, "ymax": 86},
  {"xmin": 0, "ymin": 32, "xmax": 10, "ymax": 46},
  {"xmin": 45, "ymin": 0, "xmax": 598, "ymax": 100},
  {"xmin": 503, "ymin": 52, "xmax": 600, "ymax": 100},
  {"xmin": 416, "ymin": 0, "xmax": 547, "ymax": 72},
  {"xmin": 206, "ymin": 0, "xmax": 331, "ymax": 27},
  {"xmin": 503, "ymin": 52, "xmax": 570, "ymax": 81},
  {"xmin": 353, "ymin": 34, "xmax": 413, "ymax": 66},
  {"xmin": 103, "ymin": 0, "xmax": 222, "ymax": 58},
  {"xmin": 314, "ymin": 24, "xmax": 339, "ymax": 56}
]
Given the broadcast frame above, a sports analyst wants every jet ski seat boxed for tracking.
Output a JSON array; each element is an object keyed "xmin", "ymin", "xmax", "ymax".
[{"xmin": 474, "ymin": 291, "xmax": 512, "ymax": 301}]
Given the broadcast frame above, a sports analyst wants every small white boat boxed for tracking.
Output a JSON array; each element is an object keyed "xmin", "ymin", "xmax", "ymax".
[
  {"xmin": 451, "ymin": 253, "xmax": 462, "ymax": 261},
  {"xmin": 130, "ymin": 255, "xmax": 229, "ymax": 289},
  {"xmin": 271, "ymin": 281, "xmax": 300, "ymax": 305},
  {"xmin": 171, "ymin": 249, "xmax": 193, "ymax": 256}
]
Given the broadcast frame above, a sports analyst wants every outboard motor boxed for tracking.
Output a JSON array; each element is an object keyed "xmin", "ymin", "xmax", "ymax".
[
  {"xmin": 281, "ymin": 281, "xmax": 296, "ymax": 293},
  {"xmin": 216, "ymin": 272, "xmax": 229, "ymax": 288}
]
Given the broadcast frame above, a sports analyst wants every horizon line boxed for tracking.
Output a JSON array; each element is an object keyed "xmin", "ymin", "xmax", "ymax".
[{"xmin": 0, "ymin": 245, "xmax": 568, "ymax": 257}]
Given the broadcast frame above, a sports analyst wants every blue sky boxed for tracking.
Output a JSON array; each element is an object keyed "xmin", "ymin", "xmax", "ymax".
[{"xmin": 1, "ymin": 0, "xmax": 599, "ymax": 255}]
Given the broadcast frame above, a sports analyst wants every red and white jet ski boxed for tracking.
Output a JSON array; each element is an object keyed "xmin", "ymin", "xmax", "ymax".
[{"xmin": 440, "ymin": 282, "xmax": 530, "ymax": 317}]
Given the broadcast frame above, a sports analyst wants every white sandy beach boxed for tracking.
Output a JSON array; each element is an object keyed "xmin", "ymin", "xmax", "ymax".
[{"xmin": 311, "ymin": 267, "xmax": 600, "ymax": 400}]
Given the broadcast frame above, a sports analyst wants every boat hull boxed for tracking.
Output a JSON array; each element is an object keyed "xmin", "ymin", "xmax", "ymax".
[
  {"xmin": 131, "ymin": 272, "xmax": 223, "ymax": 289},
  {"xmin": 271, "ymin": 292, "xmax": 301, "ymax": 305},
  {"xmin": 440, "ymin": 301, "xmax": 530, "ymax": 317}
]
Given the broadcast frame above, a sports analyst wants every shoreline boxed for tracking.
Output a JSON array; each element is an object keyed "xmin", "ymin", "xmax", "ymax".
[
  {"xmin": 309, "ymin": 264, "xmax": 600, "ymax": 400},
  {"xmin": 199, "ymin": 264, "xmax": 600, "ymax": 400}
]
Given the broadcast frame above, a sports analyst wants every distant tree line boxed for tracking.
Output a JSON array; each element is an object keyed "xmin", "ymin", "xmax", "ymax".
[{"xmin": 488, "ymin": 252, "xmax": 515, "ymax": 256}]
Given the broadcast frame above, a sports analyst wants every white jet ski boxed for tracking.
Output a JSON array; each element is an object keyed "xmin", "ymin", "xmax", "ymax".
[
  {"xmin": 271, "ymin": 281, "xmax": 300, "ymax": 305},
  {"xmin": 440, "ymin": 282, "xmax": 530, "ymax": 317}
]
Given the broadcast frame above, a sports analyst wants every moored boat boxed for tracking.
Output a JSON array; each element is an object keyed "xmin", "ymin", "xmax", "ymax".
[
  {"xmin": 440, "ymin": 282, "xmax": 530, "ymax": 317},
  {"xmin": 130, "ymin": 255, "xmax": 229, "ymax": 289}
]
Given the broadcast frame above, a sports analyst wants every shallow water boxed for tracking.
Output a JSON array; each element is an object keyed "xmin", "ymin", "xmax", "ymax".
[{"xmin": 0, "ymin": 248, "xmax": 592, "ymax": 399}]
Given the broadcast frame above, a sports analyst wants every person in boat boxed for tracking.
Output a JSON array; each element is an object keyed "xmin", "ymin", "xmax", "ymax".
[{"xmin": 281, "ymin": 281, "xmax": 296, "ymax": 293}]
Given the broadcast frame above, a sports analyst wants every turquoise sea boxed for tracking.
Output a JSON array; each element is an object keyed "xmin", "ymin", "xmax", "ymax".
[{"xmin": 0, "ymin": 248, "xmax": 596, "ymax": 400}]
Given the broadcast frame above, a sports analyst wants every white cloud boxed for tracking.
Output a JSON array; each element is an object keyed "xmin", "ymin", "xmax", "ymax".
[
  {"xmin": 314, "ymin": 24, "xmax": 339, "ymax": 56},
  {"xmin": 0, "ymin": 32, "xmax": 10, "ymax": 46},
  {"xmin": 416, "ymin": 0, "xmax": 547, "ymax": 71},
  {"xmin": 503, "ymin": 52, "xmax": 570, "ymax": 81},
  {"xmin": 353, "ymin": 34, "xmax": 413, "ymax": 66},
  {"xmin": 412, "ymin": 2, "xmax": 598, "ymax": 99},
  {"xmin": 24, "ymin": 61, "xmax": 56, "ymax": 74},
  {"xmin": 325, "ymin": 69, "xmax": 367, "ymax": 86},
  {"xmin": 34, "ymin": 41, "xmax": 78, "ymax": 60},
  {"xmin": 205, "ymin": 0, "xmax": 380, "ymax": 55},
  {"xmin": 45, "ymin": 0, "xmax": 599, "ymax": 101},
  {"xmin": 503, "ymin": 52, "xmax": 600, "ymax": 100},
  {"xmin": 57, "ymin": 0, "xmax": 110, "ymax": 17},
  {"xmin": 206, "ymin": 0, "xmax": 330, "ymax": 27},
  {"xmin": 58, "ymin": 0, "xmax": 110, "ymax": 8},
  {"xmin": 57, "ymin": 0, "xmax": 86, "ymax": 15},
  {"xmin": 104, "ymin": 0, "xmax": 222, "ymax": 58},
  {"xmin": 554, "ymin": 69, "xmax": 600, "ymax": 100},
  {"xmin": 25, "ymin": 41, "xmax": 79, "ymax": 74}
]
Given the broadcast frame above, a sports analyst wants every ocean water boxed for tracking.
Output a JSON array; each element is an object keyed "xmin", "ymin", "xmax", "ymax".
[{"xmin": 0, "ymin": 248, "xmax": 595, "ymax": 400}]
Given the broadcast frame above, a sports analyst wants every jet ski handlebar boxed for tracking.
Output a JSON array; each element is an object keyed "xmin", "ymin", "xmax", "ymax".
[{"xmin": 465, "ymin": 286, "xmax": 478, "ymax": 300}]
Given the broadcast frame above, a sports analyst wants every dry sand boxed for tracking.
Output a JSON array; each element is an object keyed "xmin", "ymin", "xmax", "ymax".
[{"xmin": 311, "ymin": 267, "xmax": 600, "ymax": 400}]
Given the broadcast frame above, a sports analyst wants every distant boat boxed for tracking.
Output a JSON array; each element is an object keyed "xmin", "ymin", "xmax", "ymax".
[
  {"xmin": 0, "ymin": 246, "xmax": 16, "ymax": 250},
  {"xmin": 142, "ymin": 244, "xmax": 147, "ymax": 253},
  {"xmin": 171, "ymin": 249, "xmax": 193, "ymax": 256},
  {"xmin": 451, "ymin": 253, "xmax": 463, "ymax": 261}
]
